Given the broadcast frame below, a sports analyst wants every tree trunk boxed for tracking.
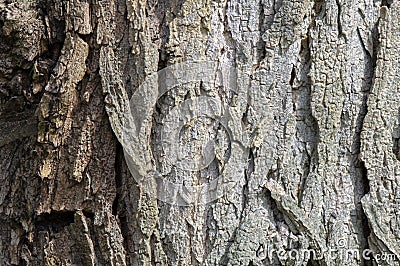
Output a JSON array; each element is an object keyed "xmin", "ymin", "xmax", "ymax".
[{"xmin": 0, "ymin": 0, "xmax": 399, "ymax": 265}]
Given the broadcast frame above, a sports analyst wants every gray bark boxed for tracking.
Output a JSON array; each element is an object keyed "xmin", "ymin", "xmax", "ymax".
[{"xmin": 0, "ymin": 0, "xmax": 399, "ymax": 265}]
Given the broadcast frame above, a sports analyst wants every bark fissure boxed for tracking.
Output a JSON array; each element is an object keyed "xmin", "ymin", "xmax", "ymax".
[
  {"xmin": 294, "ymin": 35, "xmax": 320, "ymax": 207},
  {"xmin": 35, "ymin": 211, "xmax": 75, "ymax": 233},
  {"xmin": 353, "ymin": 11, "xmax": 380, "ymax": 264}
]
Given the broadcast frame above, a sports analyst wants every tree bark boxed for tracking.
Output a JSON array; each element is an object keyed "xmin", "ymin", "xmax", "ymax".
[{"xmin": 0, "ymin": 0, "xmax": 399, "ymax": 265}]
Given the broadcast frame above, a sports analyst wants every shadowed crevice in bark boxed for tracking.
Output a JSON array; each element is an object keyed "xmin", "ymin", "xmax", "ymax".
[
  {"xmin": 242, "ymin": 149, "xmax": 254, "ymax": 220},
  {"xmin": 393, "ymin": 112, "xmax": 400, "ymax": 161},
  {"xmin": 354, "ymin": 9, "xmax": 381, "ymax": 265},
  {"xmin": 260, "ymin": 188, "xmax": 288, "ymax": 265},
  {"xmin": 292, "ymin": 35, "xmax": 319, "ymax": 207},
  {"xmin": 113, "ymin": 142, "xmax": 130, "ymax": 255},
  {"xmin": 35, "ymin": 210, "xmax": 75, "ymax": 233},
  {"xmin": 358, "ymin": 162, "xmax": 373, "ymax": 265},
  {"xmin": 257, "ymin": 0, "xmax": 266, "ymax": 65},
  {"xmin": 158, "ymin": 49, "xmax": 168, "ymax": 71},
  {"xmin": 335, "ymin": 0, "xmax": 344, "ymax": 38},
  {"xmin": 381, "ymin": 0, "xmax": 393, "ymax": 8},
  {"xmin": 154, "ymin": 0, "xmax": 170, "ymax": 72},
  {"xmin": 113, "ymin": 143, "xmax": 124, "ymax": 217},
  {"xmin": 306, "ymin": 258, "xmax": 320, "ymax": 266}
]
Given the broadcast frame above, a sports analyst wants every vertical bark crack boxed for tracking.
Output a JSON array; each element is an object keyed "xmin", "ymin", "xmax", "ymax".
[
  {"xmin": 354, "ymin": 11, "xmax": 381, "ymax": 265},
  {"xmin": 113, "ymin": 142, "xmax": 129, "ymax": 257},
  {"xmin": 393, "ymin": 112, "xmax": 400, "ymax": 161},
  {"xmin": 292, "ymin": 35, "xmax": 320, "ymax": 207},
  {"xmin": 335, "ymin": 0, "xmax": 343, "ymax": 37}
]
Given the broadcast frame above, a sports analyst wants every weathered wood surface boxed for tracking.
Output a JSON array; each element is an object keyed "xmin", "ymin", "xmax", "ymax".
[{"xmin": 0, "ymin": 0, "xmax": 399, "ymax": 265}]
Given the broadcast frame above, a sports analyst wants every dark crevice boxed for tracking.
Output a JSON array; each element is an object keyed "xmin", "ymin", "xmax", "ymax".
[
  {"xmin": 242, "ymin": 149, "xmax": 254, "ymax": 215},
  {"xmin": 393, "ymin": 111, "xmax": 400, "ymax": 161},
  {"xmin": 292, "ymin": 35, "xmax": 320, "ymax": 207},
  {"xmin": 158, "ymin": 49, "xmax": 168, "ymax": 71},
  {"xmin": 352, "ymin": 9, "xmax": 381, "ymax": 266},
  {"xmin": 113, "ymin": 142, "xmax": 129, "ymax": 241},
  {"xmin": 111, "ymin": 192, "xmax": 119, "ymax": 217},
  {"xmin": 112, "ymin": 142, "xmax": 123, "ymax": 217},
  {"xmin": 359, "ymin": 162, "xmax": 372, "ymax": 264},
  {"xmin": 260, "ymin": 188, "xmax": 286, "ymax": 265},
  {"xmin": 154, "ymin": 0, "xmax": 174, "ymax": 71},
  {"xmin": 35, "ymin": 210, "xmax": 75, "ymax": 233},
  {"xmin": 263, "ymin": 188, "xmax": 285, "ymax": 224},
  {"xmin": 80, "ymin": 208, "xmax": 94, "ymax": 220},
  {"xmin": 289, "ymin": 66, "xmax": 296, "ymax": 87},
  {"xmin": 335, "ymin": 0, "xmax": 343, "ymax": 37},
  {"xmin": 257, "ymin": 0, "xmax": 266, "ymax": 64},
  {"xmin": 76, "ymin": 32, "xmax": 92, "ymax": 44},
  {"xmin": 306, "ymin": 258, "xmax": 319, "ymax": 265},
  {"xmin": 156, "ymin": 0, "xmax": 169, "ymax": 72},
  {"xmin": 313, "ymin": 0, "xmax": 325, "ymax": 20},
  {"xmin": 38, "ymin": 0, "xmax": 66, "ymax": 50},
  {"xmin": 356, "ymin": 28, "xmax": 372, "ymax": 58},
  {"xmin": 381, "ymin": 0, "xmax": 393, "ymax": 8}
]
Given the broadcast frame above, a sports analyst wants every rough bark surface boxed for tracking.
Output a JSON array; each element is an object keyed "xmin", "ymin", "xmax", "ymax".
[{"xmin": 0, "ymin": 0, "xmax": 399, "ymax": 265}]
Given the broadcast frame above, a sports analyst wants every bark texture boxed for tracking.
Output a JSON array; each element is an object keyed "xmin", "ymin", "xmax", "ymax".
[{"xmin": 0, "ymin": 0, "xmax": 399, "ymax": 265}]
